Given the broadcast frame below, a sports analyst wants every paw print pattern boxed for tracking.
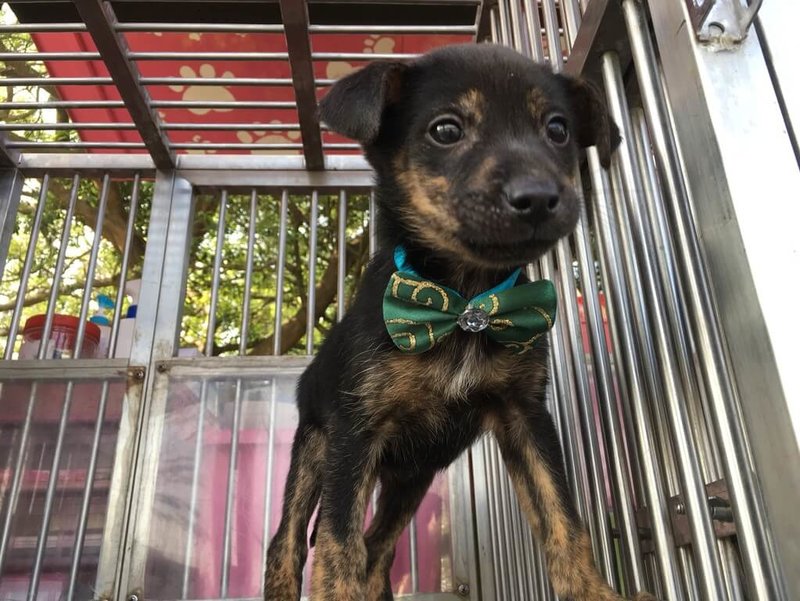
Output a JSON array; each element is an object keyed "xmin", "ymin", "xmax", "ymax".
[
  {"xmin": 363, "ymin": 35, "xmax": 396, "ymax": 54},
  {"xmin": 325, "ymin": 35, "xmax": 397, "ymax": 81},
  {"xmin": 237, "ymin": 121, "xmax": 302, "ymax": 155},
  {"xmin": 168, "ymin": 64, "xmax": 236, "ymax": 115},
  {"xmin": 186, "ymin": 135, "xmax": 217, "ymax": 155}
]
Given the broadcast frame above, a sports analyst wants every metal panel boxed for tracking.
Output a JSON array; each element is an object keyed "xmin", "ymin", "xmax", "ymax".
[{"xmin": 647, "ymin": 0, "xmax": 800, "ymax": 596}]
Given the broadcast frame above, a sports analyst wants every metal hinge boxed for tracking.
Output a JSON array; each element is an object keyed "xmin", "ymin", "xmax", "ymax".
[{"xmin": 684, "ymin": 0, "xmax": 763, "ymax": 46}]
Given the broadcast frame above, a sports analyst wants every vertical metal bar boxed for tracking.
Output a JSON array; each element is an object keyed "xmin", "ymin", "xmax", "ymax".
[
  {"xmin": 305, "ymin": 190, "xmax": 319, "ymax": 355},
  {"xmin": 337, "ymin": 190, "xmax": 347, "ymax": 322},
  {"xmin": 68, "ymin": 174, "xmax": 140, "ymax": 601},
  {"xmin": 71, "ymin": 174, "xmax": 111, "ymax": 357},
  {"xmin": 540, "ymin": 0, "xmax": 564, "ymax": 70},
  {"xmin": 540, "ymin": 254, "xmax": 617, "ymax": 583},
  {"xmin": 0, "ymin": 382, "xmax": 38, "ymax": 574},
  {"xmin": 108, "ymin": 173, "xmax": 140, "ymax": 354},
  {"xmin": 147, "ymin": 175, "xmax": 194, "ymax": 362},
  {"xmin": 36, "ymin": 175, "xmax": 80, "ymax": 358},
  {"xmin": 602, "ymin": 51, "xmax": 727, "ymax": 600},
  {"xmin": 368, "ymin": 190, "xmax": 377, "ymax": 257},
  {"xmin": 522, "ymin": 0, "xmax": 545, "ymax": 62},
  {"xmin": 29, "ymin": 175, "xmax": 110, "ymax": 600},
  {"xmin": 273, "ymin": 190, "xmax": 289, "ymax": 355},
  {"xmin": 630, "ymin": 109, "xmax": 719, "ymax": 482},
  {"xmin": 241, "ymin": 190, "xmax": 258, "ymax": 355},
  {"xmin": 508, "ymin": 0, "xmax": 528, "ymax": 57},
  {"xmin": 588, "ymin": 147, "xmax": 684, "ymax": 600},
  {"xmin": 409, "ymin": 516, "xmax": 419, "ymax": 593},
  {"xmin": 571, "ymin": 211, "xmax": 648, "ymax": 591},
  {"xmin": 496, "ymin": 0, "xmax": 513, "ymax": 46},
  {"xmin": 220, "ymin": 378, "xmax": 244, "ymax": 597},
  {"xmin": 181, "ymin": 378, "xmax": 207, "ymax": 599},
  {"xmin": 4, "ymin": 174, "xmax": 50, "ymax": 359},
  {"xmin": 486, "ymin": 440, "xmax": 509, "ymax": 600},
  {"xmin": 207, "ymin": 191, "xmax": 228, "ymax": 356},
  {"xmin": 497, "ymin": 468, "xmax": 520, "ymax": 599},
  {"xmin": 261, "ymin": 377, "xmax": 279, "ymax": 591},
  {"xmin": 0, "ymin": 169, "xmax": 24, "ymax": 278},
  {"xmin": 623, "ymin": 2, "xmax": 781, "ymax": 596},
  {"xmin": 560, "ymin": 0, "xmax": 582, "ymax": 47},
  {"xmin": 67, "ymin": 381, "xmax": 111, "ymax": 601}
]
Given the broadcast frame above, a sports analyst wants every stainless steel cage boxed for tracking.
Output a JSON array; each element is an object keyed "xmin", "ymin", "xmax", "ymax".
[{"xmin": 1, "ymin": 1, "xmax": 798, "ymax": 600}]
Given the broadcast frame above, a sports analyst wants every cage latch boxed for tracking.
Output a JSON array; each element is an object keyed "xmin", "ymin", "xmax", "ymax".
[{"xmin": 684, "ymin": 0, "xmax": 763, "ymax": 46}]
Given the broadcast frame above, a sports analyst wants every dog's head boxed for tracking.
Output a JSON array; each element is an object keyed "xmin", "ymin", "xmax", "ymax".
[{"xmin": 320, "ymin": 43, "xmax": 620, "ymax": 268}]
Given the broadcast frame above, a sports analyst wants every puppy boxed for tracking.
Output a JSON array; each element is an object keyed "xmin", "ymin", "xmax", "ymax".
[{"xmin": 265, "ymin": 43, "xmax": 655, "ymax": 601}]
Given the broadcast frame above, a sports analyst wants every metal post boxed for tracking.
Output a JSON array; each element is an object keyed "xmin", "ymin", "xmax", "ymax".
[
  {"xmin": 241, "ymin": 190, "xmax": 258, "ymax": 354},
  {"xmin": 3, "ymin": 174, "xmax": 50, "ymax": 359},
  {"xmin": 337, "ymin": 190, "xmax": 347, "ymax": 322},
  {"xmin": 0, "ymin": 169, "xmax": 24, "ymax": 278},
  {"xmin": 368, "ymin": 190, "xmax": 377, "ymax": 257},
  {"xmin": 220, "ymin": 377, "xmax": 244, "ymax": 597},
  {"xmin": 305, "ymin": 191, "xmax": 319, "ymax": 355},
  {"xmin": 273, "ymin": 190, "xmax": 289, "ymax": 355}
]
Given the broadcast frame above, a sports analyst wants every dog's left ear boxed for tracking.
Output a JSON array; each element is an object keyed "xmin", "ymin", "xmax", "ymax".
[
  {"xmin": 558, "ymin": 75, "xmax": 621, "ymax": 168},
  {"xmin": 319, "ymin": 61, "xmax": 409, "ymax": 145}
]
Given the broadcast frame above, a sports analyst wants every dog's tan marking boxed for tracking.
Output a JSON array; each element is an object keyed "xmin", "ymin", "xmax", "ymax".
[
  {"xmin": 528, "ymin": 88, "xmax": 550, "ymax": 122},
  {"xmin": 469, "ymin": 155, "xmax": 497, "ymax": 190},
  {"xmin": 310, "ymin": 441, "xmax": 382, "ymax": 601},
  {"xmin": 457, "ymin": 88, "xmax": 485, "ymax": 123},
  {"xmin": 496, "ymin": 415, "xmax": 630, "ymax": 601},
  {"xmin": 265, "ymin": 429, "xmax": 326, "ymax": 601}
]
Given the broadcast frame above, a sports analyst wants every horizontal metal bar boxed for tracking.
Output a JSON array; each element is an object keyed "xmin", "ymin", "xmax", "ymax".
[
  {"xmin": 115, "ymin": 22, "xmax": 285, "ymax": 32},
  {"xmin": 169, "ymin": 143, "xmax": 303, "ymax": 150},
  {"xmin": 0, "ymin": 23, "xmax": 87, "ymax": 32},
  {"xmin": 308, "ymin": 24, "xmax": 477, "ymax": 33},
  {"xmin": 311, "ymin": 52, "xmax": 419, "ymax": 60},
  {"xmin": 0, "ymin": 52, "xmax": 101, "ymax": 61},
  {"xmin": 5, "ymin": 141, "xmax": 144, "ymax": 149},
  {"xmin": 2, "ymin": 101, "xmax": 126, "ymax": 109},
  {"xmin": 156, "ymin": 354, "xmax": 312, "ymax": 375},
  {"xmin": 0, "ymin": 123, "xmax": 136, "ymax": 131},
  {"xmin": 0, "ymin": 358, "xmax": 129, "ymax": 380},
  {"xmin": 2, "ymin": 122, "xmax": 303, "ymax": 132},
  {"xmin": 151, "ymin": 100, "xmax": 296, "ymax": 109},
  {"xmin": 1, "ymin": 77, "xmax": 114, "ymax": 86},
  {"xmin": 17, "ymin": 152, "xmax": 371, "ymax": 172},
  {"xmin": 129, "ymin": 51, "xmax": 290, "ymax": 60},
  {"xmin": 163, "ymin": 122, "xmax": 302, "ymax": 130},
  {"xmin": 141, "ymin": 76, "xmax": 294, "ymax": 86}
]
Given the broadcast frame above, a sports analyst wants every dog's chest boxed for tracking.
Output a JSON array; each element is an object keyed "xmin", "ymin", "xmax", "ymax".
[{"xmin": 357, "ymin": 336, "xmax": 536, "ymax": 411}]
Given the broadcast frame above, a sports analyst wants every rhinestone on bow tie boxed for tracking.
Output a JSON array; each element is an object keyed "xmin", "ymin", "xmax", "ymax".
[{"xmin": 457, "ymin": 307, "xmax": 490, "ymax": 332}]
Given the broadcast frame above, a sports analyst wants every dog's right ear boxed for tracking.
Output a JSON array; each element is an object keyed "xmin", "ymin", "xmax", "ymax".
[{"xmin": 318, "ymin": 61, "xmax": 408, "ymax": 144}]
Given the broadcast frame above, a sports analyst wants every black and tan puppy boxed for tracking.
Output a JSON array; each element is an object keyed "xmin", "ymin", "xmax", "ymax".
[{"xmin": 265, "ymin": 43, "xmax": 655, "ymax": 601}]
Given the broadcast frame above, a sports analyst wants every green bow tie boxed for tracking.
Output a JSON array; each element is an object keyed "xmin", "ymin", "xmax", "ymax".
[{"xmin": 383, "ymin": 247, "xmax": 557, "ymax": 354}]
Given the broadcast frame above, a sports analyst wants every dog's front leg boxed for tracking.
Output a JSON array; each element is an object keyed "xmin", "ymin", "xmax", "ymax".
[
  {"xmin": 492, "ymin": 400, "xmax": 656, "ymax": 601},
  {"xmin": 310, "ymin": 418, "xmax": 380, "ymax": 601}
]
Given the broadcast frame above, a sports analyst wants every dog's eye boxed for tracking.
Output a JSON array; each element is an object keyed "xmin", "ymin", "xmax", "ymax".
[
  {"xmin": 428, "ymin": 117, "xmax": 464, "ymax": 146},
  {"xmin": 545, "ymin": 115, "xmax": 570, "ymax": 146}
]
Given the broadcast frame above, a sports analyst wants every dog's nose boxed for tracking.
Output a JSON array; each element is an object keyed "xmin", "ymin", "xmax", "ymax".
[{"xmin": 503, "ymin": 177, "xmax": 560, "ymax": 215}]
